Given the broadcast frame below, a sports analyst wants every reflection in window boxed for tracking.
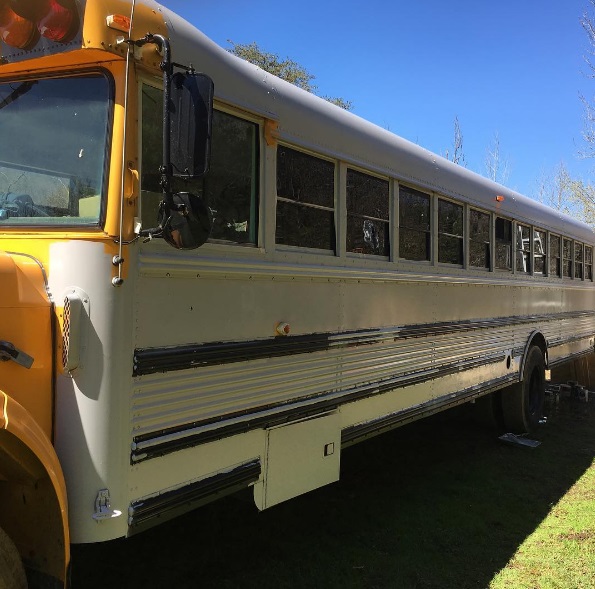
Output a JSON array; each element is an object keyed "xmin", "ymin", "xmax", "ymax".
[
  {"xmin": 469, "ymin": 209, "xmax": 490, "ymax": 269},
  {"xmin": 550, "ymin": 234, "xmax": 561, "ymax": 277},
  {"xmin": 0, "ymin": 75, "xmax": 110, "ymax": 225},
  {"xmin": 399, "ymin": 186, "xmax": 430, "ymax": 261},
  {"xmin": 495, "ymin": 217, "xmax": 512, "ymax": 270},
  {"xmin": 276, "ymin": 146, "xmax": 335, "ymax": 250},
  {"xmin": 346, "ymin": 169, "xmax": 389, "ymax": 256},
  {"xmin": 516, "ymin": 223, "xmax": 531, "ymax": 273},
  {"xmin": 438, "ymin": 199, "xmax": 463, "ymax": 264},
  {"xmin": 534, "ymin": 229, "xmax": 546, "ymax": 275},
  {"xmin": 141, "ymin": 85, "xmax": 259, "ymax": 244},
  {"xmin": 585, "ymin": 246, "xmax": 593, "ymax": 281},
  {"xmin": 574, "ymin": 242, "xmax": 584, "ymax": 280},
  {"xmin": 563, "ymin": 238, "xmax": 572, "ymax": 278}
]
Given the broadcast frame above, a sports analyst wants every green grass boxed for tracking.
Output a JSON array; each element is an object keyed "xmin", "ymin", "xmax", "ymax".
[
  {"xmin": 491, "ymin": 418, "xmax": 595, "ymax": 589},
  {"xmin": 73, "ymin": 395, "xmax": 595, "ymax": 588}
]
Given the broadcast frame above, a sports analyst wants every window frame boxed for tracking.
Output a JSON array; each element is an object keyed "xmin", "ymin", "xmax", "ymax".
[
  {"xmin": 533, "ymin": 227, "xmax": 547, "ymax": 276},
  {"xmin": 437, "ymin": 197, "xmax": 464, "ymax": 266},
  {"xmin": 397, "ymin": 184, "xmax": 432, "ymax": 263},
  {"xmin": 275, "ymin": 143, "xmax": 337, "ymax": 252},
  {"xmin": 495, "ymin": 216, "xmax": 513, "ymax": 271},
  {"xmin": 139, "ymin": 80, "xmax": 262, "ymax": 247},
  {"xmin": 345, "ymin": 167, "xmax": 390, "ymax": 258}
]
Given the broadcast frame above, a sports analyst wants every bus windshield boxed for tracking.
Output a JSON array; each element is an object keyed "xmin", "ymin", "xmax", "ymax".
[{"xmin": 0, "ymin": 73, "xmax": 111, "ymax": 226}]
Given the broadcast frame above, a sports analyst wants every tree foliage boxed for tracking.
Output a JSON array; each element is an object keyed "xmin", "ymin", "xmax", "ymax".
[
  {"xmin": 580, "ymin": 0, "xmax": 595, "ymax": 158},
  {"xmin": 484, "ymin": 132, "xmax": 511, "ymax": 185},
  {"xmin": 444, "ymin": 116, "xmax": 466, "ymax": 166},
  {"xmin": 536, "ymin": 163, "xmax": 595, "ymax": 229},
  {"xmin": 227, "ymin": 41, "xmax": 352, "ymax": 111}
]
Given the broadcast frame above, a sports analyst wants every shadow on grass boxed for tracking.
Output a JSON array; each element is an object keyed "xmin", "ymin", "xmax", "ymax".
[{"xmin": 72, "ymin": 397, "xmax": 595, "ymax": 589}]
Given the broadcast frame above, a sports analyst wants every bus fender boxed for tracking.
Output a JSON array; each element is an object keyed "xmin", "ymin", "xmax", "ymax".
[
  {"xmin": 0, "ymin": 389, "xmax": 70, "ymax": 587},
  {"xmin": 519, "ymin": 331, "xmax": 548, "ymax": 379}
]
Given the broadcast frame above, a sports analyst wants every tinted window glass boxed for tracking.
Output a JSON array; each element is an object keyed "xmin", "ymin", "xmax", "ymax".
[
  {"xmin": 469, "ymin": 209, "xmax": 490, "ymax": 269},
  {"xmin": 574, "ymin": 242, "xmax": 584, "ymax": 279},
  {"xmin": 276, "ymin": 146, "xmax": 335, "ymax": 250},
  {"xmin": 495, "ymin": 217, "xmax": 512, "ymax": 270},
  {"xmin": 563, "ymin": 238, "xmax": 572, "ymax": 277},
  {"xmin": 141, "ymin": 86, "xmax": 260, "ymax": 244},
  {"xmin": 534, "ymin": 229, "xmax": 546, "ymax": 275},
  {"xmin": 399, "ymin": 186, "xmax": 430, "ymax": 261},
  {"xmin": 516, "ymin": 224, "xmax": 531, "ymax": 273},
  {"xmin": 550, "ymin": 235, "xmax": 561, "ymax": 277},
  {"xmin": 0, "ymin": 75, "xmax": 110, "ymax": 226},
  {"xmin": 346, "ymin": 169, "xmax": 389, "ymax": 256},
  {"xmin": 438, "ymin": 199, "xmax": 463, "ymax": 265}
]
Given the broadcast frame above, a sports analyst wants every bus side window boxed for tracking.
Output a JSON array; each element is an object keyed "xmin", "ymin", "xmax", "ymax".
[
  {"xmin": 398, "ymin": 186, "xmax": 431, "ymax": 261},
  {"xmin": 562, "ymin": 238, "xmax": 573, "ymax": 278},
  {"xmin": 346, "ymin": 169, "xmax": 389, "ymax": 256},
  {"xmin": 204, "ymin": 112, "xmax": 259, "ymax": 244},
  {"xmin": 438, "ymin": 199, "xmax": 463, "ymax": 265},
  {"xmin": 585, "ymin": 246, "xmax": 593, "ymax": 281},
  {"xmin": 574, "ymin": 242, "xmax": 584, "ymax": 280},
  {"xmin": 516, "ymin": 223, "xmax": 531, "ymax": 273},
  {"xmin": 140, "ymin": 83, "xmax": 260, "ymax": 245},
  {"xmin": 495, "ymin": 217, "xmax": 512, "ymax": 270},
  {"xmin": 276, "ymin": 146, "xmax": 335, "ymax": 251},
  {"xmin": 550, "ymin": 234, "xmax": 561, "ymax": 277},
  {"xmin": 469, "ymin": 209, "xmax": 491, "ymax": 270},
  {"xmin": 534, "ymin": 229, "xmax": 546, "ymax": 275}
]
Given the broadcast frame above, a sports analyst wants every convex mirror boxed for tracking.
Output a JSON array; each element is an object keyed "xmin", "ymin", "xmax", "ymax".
[{"xmin": 160, "ymin": 192, "xmax": 213, "ymax": 250}]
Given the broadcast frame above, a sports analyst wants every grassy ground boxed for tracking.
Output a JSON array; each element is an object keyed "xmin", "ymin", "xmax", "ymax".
[{"xmin": 72, "ymin": 393, "xmax": 595, "ymax": 588}]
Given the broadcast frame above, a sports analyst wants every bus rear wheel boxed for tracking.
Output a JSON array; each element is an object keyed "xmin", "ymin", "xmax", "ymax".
[
  {"xmin": 501, "ymin": 345, "xmax": 545, "ymax": 433},
  {"xmin": 0, "ymin": 526, "xmax": 27, "ymax": 589}
]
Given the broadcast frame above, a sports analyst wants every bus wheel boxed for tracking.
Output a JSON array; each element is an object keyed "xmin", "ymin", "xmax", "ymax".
[
  {"xmin": 501, "ymin": 346, "xmax": 545, "ymax": 433},
  {"xmin": 0, "ymin": 526, "xmax": 27, "ymax": 589}
]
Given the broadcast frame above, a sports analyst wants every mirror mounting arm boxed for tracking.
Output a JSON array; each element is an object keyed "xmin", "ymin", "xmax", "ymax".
[
  {"xmin": 134, "ymin": 34, "xmax": 177, "ymax": 214},
  {"xmin": 133, "ymin": 33, "xmax": 214, "ymax": 248}
]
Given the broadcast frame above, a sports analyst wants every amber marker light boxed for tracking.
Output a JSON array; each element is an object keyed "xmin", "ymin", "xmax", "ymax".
[
  {"xmin": 0, "ymin": 1, "xmax": 40, "ymax": 49},
  {"xmin": 106, "ymin": 14, "xmax": 131, "ymax": 33},
  {"xmin": 495, "ymin": 195, "xmax": 505, "ymax": 202}
]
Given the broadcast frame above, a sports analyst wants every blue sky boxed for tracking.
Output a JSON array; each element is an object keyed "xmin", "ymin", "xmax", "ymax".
[{"xmin": 164, "ymin": 0, "xmax": 593, "ymax": 198}]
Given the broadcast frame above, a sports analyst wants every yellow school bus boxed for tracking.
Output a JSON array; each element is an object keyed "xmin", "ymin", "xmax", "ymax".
[{"xmin": 0, "ymin": 1, "xmax": 593, "ymax": 587}]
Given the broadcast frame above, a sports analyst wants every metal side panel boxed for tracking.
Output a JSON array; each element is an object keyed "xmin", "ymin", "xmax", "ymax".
[{"xmin": 254, "ymin": 411, "xmax": 340, "ymax": 510}]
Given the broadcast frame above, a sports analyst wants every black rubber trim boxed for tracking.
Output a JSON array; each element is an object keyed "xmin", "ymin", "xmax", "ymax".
[
  {"xmin": 127, "ymin": 459, "xmax": 261, "ymax": 535},
  {"xmin": 133, "ymin": 310, "xmax": 595, "ymax": 377}
]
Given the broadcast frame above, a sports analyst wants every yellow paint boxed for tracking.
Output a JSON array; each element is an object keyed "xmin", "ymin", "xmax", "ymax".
[
  {"xmin": 0, "ymin": 390, "xmax": 70, "ymax": 584},
  {"xmin": 0, "ymin": 252, "xmax": 53, "ymax": 438}
]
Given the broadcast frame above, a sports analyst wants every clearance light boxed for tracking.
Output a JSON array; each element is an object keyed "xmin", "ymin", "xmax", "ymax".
[
  {"xmin": 0, "ymin": 0, "xmax": 79, "ymax": 49},
  {"xmin": 0, "ymin": 2, "xmax": 39, "ymax": 49},
  {"xmin": 495, "ymin": 195, "xmax": 505, "ymax": 202},
  {"xmin": 106, "ymin": 14, "xmax": 131, "ymax": 33}
]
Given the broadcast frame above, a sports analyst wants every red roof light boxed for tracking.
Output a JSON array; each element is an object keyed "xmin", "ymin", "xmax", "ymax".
[
  {"xmin": 0, "ymin": 2, "xmax": 39, "ymax": 49},
  {"xmin": 38, "ymin": 0, "xmax": 78, "ymax": 43},
  {"xmin": 0, "ymin": 0, "xmax": 79, "ymax": 49}
]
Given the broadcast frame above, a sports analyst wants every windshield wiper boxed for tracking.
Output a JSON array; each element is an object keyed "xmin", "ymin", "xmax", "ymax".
[{"xmin": 0, "ymin": 81, "xmax": 37, "ymax": 111}]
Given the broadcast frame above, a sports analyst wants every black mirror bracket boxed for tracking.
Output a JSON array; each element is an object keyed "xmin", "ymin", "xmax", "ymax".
[
  {"xmin": 134, "ymin": 34, "xmax": 214, "ymax": 247},
  {"xmin": 134, "ymin": 34, "xmax": 176, "ymax": 223}
]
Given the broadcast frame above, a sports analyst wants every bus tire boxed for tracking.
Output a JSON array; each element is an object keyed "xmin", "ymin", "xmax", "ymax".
[
  {"xmin": 0, "ymin": 526, "xmax": 27, "ymax": 589},
  {"xmin": 501, "ymin": 345, "xmax": 545, "ymax": 433}
]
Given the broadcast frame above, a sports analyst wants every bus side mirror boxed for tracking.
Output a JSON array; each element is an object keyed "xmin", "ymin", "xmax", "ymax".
[{"xmin": 169, "ymin": 71, "xmax": 214, "ymax": 179}]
